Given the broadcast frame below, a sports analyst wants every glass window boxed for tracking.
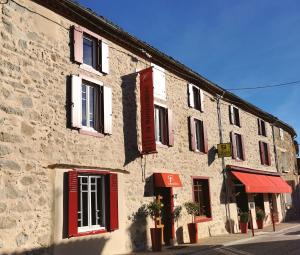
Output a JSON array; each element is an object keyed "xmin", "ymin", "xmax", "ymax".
[
  {"xmin": 193, "ymin": 178, "xmax": 211, "ymax": 218},
  {"xmin": 235, "ymin": 133, "xmax": 244, "ymax": 160},
  {"xmin": 83, "ymin": 35, "xmax": 97, "ymax": 69},
  {"xmin": 233, "ymin": 107, "xmax": 240, "ymax": 126},
  {"xmin": 154, "ymin": 105, "xmax": 168, "ymax": 145},
  {"xmin": 78, "ymin": 175, "xmax": 106, "ymax": 232},
  {"xmin": 195, "ymin": 119, "xmax": 204, "ymax": 152},
  {"xmin": 81, "ymin": 83, "xmax": 97, "ymax": 130},
  {"xmin": 193, "ymin": 87, "xmax": 201, "ymax": 111}
]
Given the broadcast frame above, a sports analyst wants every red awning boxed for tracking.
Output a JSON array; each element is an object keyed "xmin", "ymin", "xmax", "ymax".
[
  {"xmin": 153, "ymin": 173, "xmax": 182, "ymax": 188},
  {"xmin": 231, "ymin": 171, "xmax": 292, "ymax": 193}
]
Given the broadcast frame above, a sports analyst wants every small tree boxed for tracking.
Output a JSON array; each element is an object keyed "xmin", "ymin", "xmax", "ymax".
[
  {"xmin": 146, "ymin": 200, "xmax": 164, "ymax": 227},
  {"xmin": 173, "ymin": 206, "xmax": 182, "ymax": 226},
  {"xmin": 239, "ymin": 212, "xmax": 249, "ymax": 223},
  {"xmin": 256, "ymin": 208, "xmax": 265, "ymax": 221},
  {"xmin": 184, "ymin": 202, "xmax": 200, "ymax": 223}
]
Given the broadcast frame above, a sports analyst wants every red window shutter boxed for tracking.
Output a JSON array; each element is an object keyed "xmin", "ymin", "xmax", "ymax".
[
  {"xmin": 258, "ymin": 119, "xmax": 261, "ymax": 135},
  {"xmin": 267, "ymin": 143, "xmax": 271, "ymax": 166},
  {"xmin": 109, "ymin": 173, "xmax": 119, "ymax": 231},
  {"xmin": 73, "ymin": 26, "xmax": 83, "ymax": 63},
  {"xmin": 189, "ymin": 117, "xmax": 196, "ymax": 151},
  {"xmin": 259, "ymin": 141, "xmax": 265, "ymax": 165},
  {"xmin": 230, "ymin": 132, "xmax": 236, "ymax": 159},
  {"xmin": 241, "ymin": 135, "xmax": 246, "ymax": 161},
  {"xmin": 168, "ymin": 109, "xmax": 174, "ymax": 147},
  {"xmin": 139, "ymin": 67, "xmax": 156, "ymax": 154},
  {"xmin": 68, "ymin": 171, "xmax": 78, "ymax": 237},
  {"xmin": 202, "ymin": 121, "xmax": 208, "ymax": 154}
]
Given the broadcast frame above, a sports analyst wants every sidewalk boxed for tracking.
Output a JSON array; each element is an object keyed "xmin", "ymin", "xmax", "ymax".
[{"xmin": 126, "ymin": 221, "xmax": 300, "ymax": 255}]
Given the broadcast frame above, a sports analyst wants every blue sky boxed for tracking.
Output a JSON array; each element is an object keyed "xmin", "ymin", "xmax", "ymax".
[{"xmin": 78, "ymin": 0, "xmax": 300, "ymax": 140}]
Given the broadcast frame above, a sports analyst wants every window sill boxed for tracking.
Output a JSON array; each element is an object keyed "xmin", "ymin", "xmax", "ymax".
[
  {"xmin": 80, "ymin": 63, "xmax": 103, "ymax": 76},
  {"xmin": 72, "ymin": 229, "xmax": 107, "ymax": 238},
  {"xmin": 194, "ymin": 216, "xmax": 212, "ymax": 223},
  {"xmin": 79, "ymin": 129, "xmax": 104, "ymax": 138},
  {"xmin": 233, "ymin": 158, "xmax": 245, "ymax": 162},
  {"xmin": 156, "ymin": 142, "xmax": 169, "ymax": 149},
  {"xmin": 194, "ymin": 150, "xmax": 207, "ymax": 155}
]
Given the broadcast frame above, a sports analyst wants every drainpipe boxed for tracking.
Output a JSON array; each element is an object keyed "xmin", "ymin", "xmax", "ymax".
[
  {"xmin": 271, "ymin": 122, "xmax": 286, "ymax": 221},
  {"xmin": 216, "ymin": 92, "xmax": 233, "ymax": 233}
]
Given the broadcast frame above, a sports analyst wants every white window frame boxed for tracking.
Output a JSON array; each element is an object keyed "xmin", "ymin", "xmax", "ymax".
[
  {"xmin": 188, "ymin": 84, "xmax": 204, "ymax": 112},
  {"xmin": 230, "ymin": 105, "xmax": 240, "ymax": 127},
  {"xmin": 154, "ymin": 103, "xmax": 168, "ymax": 145},
  {"xmin": 78, "ymin": 175, "xmax": 106, "ymax": 233},
  {"xmin": 81, "ymin": 83, "xmax": 97, "ymax": 132}
]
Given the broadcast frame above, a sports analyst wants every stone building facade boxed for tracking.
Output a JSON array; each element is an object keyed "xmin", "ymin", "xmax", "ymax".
[
  {"xmin": 273, "ymin": 127, "xmax": 300, "ymax": 220},
  {"xmin": 0, "ymin": 1, "xmax": 298, "ymax": 254}
]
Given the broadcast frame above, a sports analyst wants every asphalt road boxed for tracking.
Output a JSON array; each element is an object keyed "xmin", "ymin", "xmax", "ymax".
[{"xmin": 202, "ymin": 225, "xmax": 300, "ymax": 255}]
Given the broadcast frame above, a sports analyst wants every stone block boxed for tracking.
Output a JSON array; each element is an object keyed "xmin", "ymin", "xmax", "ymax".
[
  {"xmin": 16, "ymin": 232, "xmax": 28, "ymax": 247},
  {"xmin": 0, "ymin": 132, "xmax": 22, "ymax": 143},
  {"xmin": 0, "ymin": 159, "xmax": 21, "ymax": 171},
  {"xmin": 0, "ymin": 217, "xmax": 17, "ymax": 229},
  {"xmin": 21, "ymin": 122, "xmax": 35, "ymax": 136},
  {"xmin": 0, "ymin": 144, "xmax": 11, "ymax": 156},
  {"xmin": 0, "ymin": 203, "xmax": 7, "ymax": 213}
]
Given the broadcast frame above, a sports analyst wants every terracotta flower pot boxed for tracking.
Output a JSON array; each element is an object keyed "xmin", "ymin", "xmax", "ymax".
[
  {"xmin": 256, "ymin": 219, "xmax": 263, "ymax": 229},
  {"xmin": 187, "ymin": 223, "xmax": 198, "ymax": 243},
  {"xmin": 150, "ymin": 228, "xmax": 162, "ymax": 252},
  {"xmin": 239, "ymin": 222, "xmax": 248, "ymax": 233}
]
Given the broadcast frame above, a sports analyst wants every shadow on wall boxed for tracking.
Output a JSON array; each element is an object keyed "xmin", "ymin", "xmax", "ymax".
[
  {"xmin": 127, "ymin": 205, "xmax": 149, "ymax": 252},
  {"xmin": 208, "ymin": 146, "xmax": 217, "ymax": 166},
  {"xmin": 121, "ymin": 73, "xmax": 140, "ymax": 166},
  {"xmin": 0, "ymin": 237, "xmax": 109, "ymax": 255}
]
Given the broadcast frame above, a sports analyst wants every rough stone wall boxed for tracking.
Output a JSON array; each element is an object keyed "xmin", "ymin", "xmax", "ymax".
[
  {"xmin": 273, "ymin": 126, "xmax": 299, "ymax": 219},
  {"xmin": 0, "ymin": 1, "xmax": 297, "ymax": 254}
]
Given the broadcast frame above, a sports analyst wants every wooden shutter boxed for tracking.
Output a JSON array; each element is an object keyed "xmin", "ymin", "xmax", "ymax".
[
  {"xmin": 109, "ymin": 173, "xmax": 119, "ymax": 231},
  {"xmin": 202, "ymin": 121, "xmax": 208, "ymax": 154},
  {"xmin": 188, "ymin": 84, "xmax": 194, "ymax": 108},
  {"xmin": 267, "ymin": 143, "xmax": 271, "ymax": 166},
  {"xmin": 230, "ymin": 132, "xmax": 236, "ymax": 159},
  {"xmin": 189, "ymin": 117, "xmax": 196, "ymax": 151},
  {"xmin": 168, "ymin": 109, "xmax": 174, "ymax": 147},
  {"xmin": 259, "ymin": 141, "xmax": 265, "ymax": 165},
  {"xmin": 140, "ymin": 67, "xmax": 156, "ymax": 154},
  {"xmin": 103, "ymin": 86, "xmax": 112, "ymax": 134},
  {"xmin": 68, "ymin": 171, "xmax": 78, "ymax": 237},
  {"xmin": 200, "ymin": 89, "xmax": 204, "ymax": 112},
  {"xmin": 241, "ymin": 135, "xmax": 246, "ymax": 161},
  {"xmin": 258, "ymin": 119, "xmax": 262, "ymax": 135},
  {"xmin": 71, "ymin": 75, "xmax": 82, "ymax": 129},
  {"xmin": 73, "ymin": 26, "xmax": 83, "ymax": 64},
  {"xmin": 229, "ymin": 105, "xmax": 234, "ymax": 124},
  {"xmin": 101, "ymin": 41, "xmax": 109, "ymax": 74},
  {"xmin": 151, "ymin": 64, "xmax": 166, "ymax": 100}
]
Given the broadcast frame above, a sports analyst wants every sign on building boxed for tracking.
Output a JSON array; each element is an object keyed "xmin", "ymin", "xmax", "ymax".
[{"xmin": 217, "ymin": 143, "xmax": 232, "ymax": 158}]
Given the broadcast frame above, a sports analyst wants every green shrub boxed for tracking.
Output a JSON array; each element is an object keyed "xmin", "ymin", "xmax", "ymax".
[
  {"xmin": 146, "ymin": 200, "xmax": 164, "ymax": 221},
  {"xmin": 256, "ymin": 208, "xmax": 265, "ymax": 221},
  {"xmin": 184, "ymin": 202, "xmax": 200, "ymax": 223},
  {"xmin": 239, "ymin": 212, "xmax": 249, "ymax": 223}
]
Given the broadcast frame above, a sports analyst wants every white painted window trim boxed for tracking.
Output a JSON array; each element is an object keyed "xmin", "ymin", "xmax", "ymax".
[{"xmin": 78, "ymin": 175, "xmax": 106, "ymax": 232}]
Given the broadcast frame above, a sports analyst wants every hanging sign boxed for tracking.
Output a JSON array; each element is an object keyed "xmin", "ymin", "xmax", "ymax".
[{"xmin": 217, "ymin": 143, "xmax": 232, "ymax": 158}]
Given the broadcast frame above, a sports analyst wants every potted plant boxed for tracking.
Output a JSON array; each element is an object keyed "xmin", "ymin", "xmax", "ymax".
[
  {"xmin": 146, "ymin": 200, "xmax": 164, "ymax": 252},
  {"xmin": 239, "ymin": 212, "xmax": 249, "ymax": 233},
  {"xmin": 256, "ymin": 208, "xmax": 265, "ymax": 229},
  {"xmin": 184, "ymin": 202, "xmax": 200, "ymax": 243}
]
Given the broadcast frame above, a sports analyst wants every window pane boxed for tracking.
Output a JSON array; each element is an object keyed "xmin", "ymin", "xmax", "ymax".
[
  {"xmin": 82, "ymin": 85, "xmax": 87, "ymax": 126},
  {"xmin": 82, "ymin": 189, "xmax": 89, "ymax": 227},
  {"xmin": 89, "ymin": 86, "xmax": 95, "ymax": 128},
  {"xmin": 235, "ymin": 134, "xmax": 243, "ymax": 160},
  {"xmin": 193, "ymin": 87, "xmax": 201, "ymax": 110},
  {"xmin": 83, "ymin": 37, "xmax": 93, "ymax": 67},
  {"xmin": 195, "ymin": 120, "xmax": 203, "ymax": 152},
  {"xmin": 155, "ymin": 107, "xmax": 161, "ymax": 142},
  {"xmin": 98, "ymin": 177, "xmax": 105, "ymax": 226}
]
